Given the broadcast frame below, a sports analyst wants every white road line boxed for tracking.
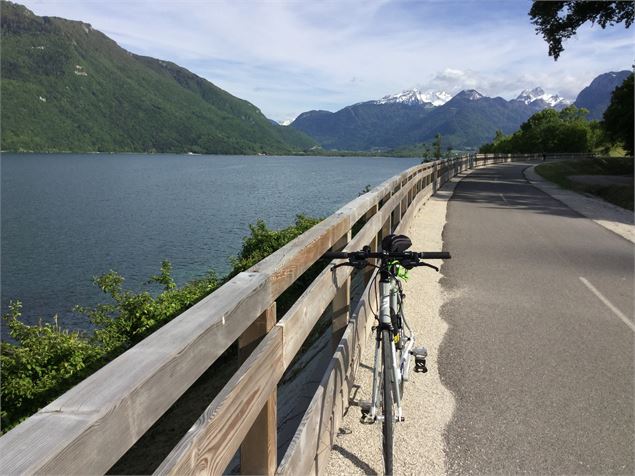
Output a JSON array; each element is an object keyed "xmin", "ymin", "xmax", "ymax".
[{"xmin": 579, "ymin": 277, "xmax": 635, "ymax": 332}]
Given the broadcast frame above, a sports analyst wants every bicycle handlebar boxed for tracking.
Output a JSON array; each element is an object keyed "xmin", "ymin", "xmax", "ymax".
[
  {"xmin": 324, "ymin": 250, "xmax": 451, "ymax": 260},
  {"xmin": 324, "ymin": 251, "xmax": 350, "ymax": 259},
  {"xmin": 418, "ymin": 251, "xmax": 451, "ymax": 259}
]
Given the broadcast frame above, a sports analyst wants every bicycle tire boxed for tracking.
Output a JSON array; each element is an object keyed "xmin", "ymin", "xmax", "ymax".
[{"xmin": 382, "ymin": 329, "xmax": 394, "ymax": 475}]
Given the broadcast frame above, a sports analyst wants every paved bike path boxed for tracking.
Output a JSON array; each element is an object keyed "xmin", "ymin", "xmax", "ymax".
[{"xmin": 440, "ymin": 162, "xmax": 634, "ymax": 474}]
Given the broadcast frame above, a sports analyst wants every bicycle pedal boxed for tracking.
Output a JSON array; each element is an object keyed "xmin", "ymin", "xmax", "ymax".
[
  {"xmin": 360, "ymin": 415, "xmax": 376, "ymax": 425},
  {"xmin": 411, "ymin": 346, "xmax": 428, "ymax": 358},
  {"xmin": 412, "ymin": 346, "xmax": 428, "ymax": 373},
  {"xmin": 414, "ymin": 357, "xmax": 428, "ymax": 373},
  {"xmin": 359, "ymin": 400, "xmax": 372, "ymax": 415}
]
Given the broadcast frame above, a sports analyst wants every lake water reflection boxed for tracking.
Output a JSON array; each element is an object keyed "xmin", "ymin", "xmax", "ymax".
[{"xmin": 1, "ymin": 153, "xmax": 419, "ymax": 331}]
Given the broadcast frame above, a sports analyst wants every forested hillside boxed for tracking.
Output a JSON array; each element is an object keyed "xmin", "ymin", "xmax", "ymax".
[{"xmin": 0, "ymin": 1, "xmax": 315, "ymax": 154}]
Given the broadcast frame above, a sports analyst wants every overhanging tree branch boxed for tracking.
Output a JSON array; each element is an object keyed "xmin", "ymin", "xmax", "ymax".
[{"xmin": 530, "ymin": 1, "xmax": 634, "ymax": 60}]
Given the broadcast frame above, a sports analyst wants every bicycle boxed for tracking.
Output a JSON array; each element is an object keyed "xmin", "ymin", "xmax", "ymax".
[{"xmin": 324, "ymin": 233, "xmax": 450, "ymax": 475}]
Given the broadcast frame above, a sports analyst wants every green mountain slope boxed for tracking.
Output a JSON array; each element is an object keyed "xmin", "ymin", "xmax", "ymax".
[
  {"xmin": 0, "ymin": 1, "xmax": 316, "ymax": 154},
  {"xmin": 291, "ymin": 102, "xmax": 433, "ymax": 150},
  {"xmin": 411, "ymin": 91, "xmax": 535, "ymax": 147},
  {"xmin": 291, "ymin": 90, "xmax": 537, "ymax": 151},
  {"xmin": 574, "ymin": 70, "xmax": 631, "ymax": 120}
]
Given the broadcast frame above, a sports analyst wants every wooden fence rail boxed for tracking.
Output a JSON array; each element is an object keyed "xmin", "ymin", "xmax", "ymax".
[{"xmin": 0, "ymin": 153, "xmax": 549, "ymax": 475}]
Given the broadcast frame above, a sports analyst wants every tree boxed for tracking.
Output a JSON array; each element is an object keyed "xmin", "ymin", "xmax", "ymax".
[
  {"xmin": 421, "ymin": 143, "xmax": 432, "ymax": 162},
  {"xmin": 433, "ymin": 133, "xmax": 442, "ymax": 160},
  {"xmin": 479, "ymin": 105, "xmax": 598, "ymax": 154},
  {"xmin": 603, "ymin": 73, "xmax": 634, "ymax": 155},
  {"xmin": 530, "ymin": 1, "xmax": 634, "ymax": 59}
]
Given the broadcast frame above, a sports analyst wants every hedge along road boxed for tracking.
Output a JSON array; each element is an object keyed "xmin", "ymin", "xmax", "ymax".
[{"xmin": 440, "ymin": 162, "xmax": 634, "ymax": 474}]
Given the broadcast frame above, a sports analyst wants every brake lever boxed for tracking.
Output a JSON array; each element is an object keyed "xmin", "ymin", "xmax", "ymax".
[
  {"xmin": 331, "ymin": 260, "xmax": 367, "ymax": 271},
  {"xmin": 418, "ymin": 262, "xmax": 439, "ymax": 272},
  {"xmin": 331, "ymin": 262, "xmax": 352, "ymax": 271}
]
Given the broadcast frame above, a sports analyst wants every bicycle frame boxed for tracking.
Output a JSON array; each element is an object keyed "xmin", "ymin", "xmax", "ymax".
[
  {"xmin": 368, "ymin": 268, "xmax": 414, "ymax": 422},
  {"xmin": 324, "ymin": 236, "xmax": 448, "ymax": 474}
]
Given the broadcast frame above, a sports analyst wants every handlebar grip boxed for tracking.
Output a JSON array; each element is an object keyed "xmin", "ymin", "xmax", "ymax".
[
  {"xmin": 417, "ymin": 251, "xmax": 451, "ymax": 259},
  {"xmin": 324, "ymin": 251, "xmax": 349, "ymax": 259}
]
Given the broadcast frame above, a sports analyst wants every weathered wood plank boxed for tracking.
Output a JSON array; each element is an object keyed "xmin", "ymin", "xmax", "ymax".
[
  {"xmin": 239, "ymin": 303, "xmax": 277, "ymax": 476},
  {"xmin": 154, "ymin": 326, "xmax": 284, "ymax": 476},
  {"xmin": 241, "ymin": 394, "xmax": 277, "ymax": 476},
  {"xmin": 154, "ymin": 172, "xmax": 424, "ymax": 476},
  {"xmin": 0, "ymin": 271, "xmax": 271, "ymax": 475},
  {"xmin": 277, "ymin": 173, "xmax": 435, "ymax": 474},
  {"xmin": 314, "ymin": 362, "xmax": 337, "ymax": 474},
  {"xmin": 276, "ymin": 262, "xmax": 352, "ymax": 369},
  {"xmin": 363, "ymin": 204, "xmax": 379, "ymax": 286},
  {"xmin": 239, "ymin": 302, "xmax": 276, "ymax": 358},
  {"xmin": 275, "ymin": 386, "xmax": 323, "ymax": 476},
  {"xmin": 331, "ymin": 231, "xmax": 351, "ymax": 349},
  {"xmin": 277, "ymin": 267, "xmax": 375, "ymax": 476},
  {"xmin": 276, "ymin": 185, "xmax": 408, "ymax": 369},
  {"xmin": 249, "ymin": 163, "xmax": 426, "ymax": 299},
  {"xmin": 0, "ymin": 163, "xmax": 430, "ymax": 475}
]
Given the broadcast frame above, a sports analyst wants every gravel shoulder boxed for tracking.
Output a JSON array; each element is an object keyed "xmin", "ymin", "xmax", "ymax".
[{"xmin": 326, "ymin": 172, "xmax": 471, "ymax": 475}]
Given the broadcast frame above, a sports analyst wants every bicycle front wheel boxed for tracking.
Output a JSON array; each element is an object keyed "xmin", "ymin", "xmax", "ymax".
[{"xmin": 382, "ymin": 329, "xmax": 394, "ymax": 475}]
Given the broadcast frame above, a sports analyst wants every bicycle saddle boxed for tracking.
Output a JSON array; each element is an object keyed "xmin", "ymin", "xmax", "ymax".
[{"xmin": 381, "ymin": 234, "xmax": 412, "ymax": 253}]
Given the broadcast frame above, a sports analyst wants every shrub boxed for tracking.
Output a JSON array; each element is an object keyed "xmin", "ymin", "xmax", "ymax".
[{"xmin": 1, "ymin": 215, "xmax": 320, "ymax": 432}]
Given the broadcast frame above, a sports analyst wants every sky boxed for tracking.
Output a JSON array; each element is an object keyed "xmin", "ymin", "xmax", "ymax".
[{"xmin": 17, "ymin": 0, "xmax": 635, "ymax": 123}]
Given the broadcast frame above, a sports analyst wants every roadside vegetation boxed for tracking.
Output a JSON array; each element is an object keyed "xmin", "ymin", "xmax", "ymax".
[
  {"xmin": 535, "ymin": 157, "xmax": 633, "ymax": 210},
  {"xmin": 1, "ymin": 215, "xmax": 321, "ymax": 433},
  {"xmin": 479, "ymin": 105, "xmax": 603, "ymax": 154},
  {"xmin": 480, "ymin": 73, "xmax": 633, "ymax": 157},
  {"xmin": 480, "ymin": 73, "xmax": 633, "ymax": 211}
]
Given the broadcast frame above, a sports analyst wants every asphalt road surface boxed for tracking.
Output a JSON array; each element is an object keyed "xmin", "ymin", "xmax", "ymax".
[{"xmin": 440, "ymin": 162, "xmax": 634, "ymax": 474}]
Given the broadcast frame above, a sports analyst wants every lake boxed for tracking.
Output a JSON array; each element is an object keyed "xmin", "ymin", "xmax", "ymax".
[{"xmin": 1, "ymin": 153, "xmax": 419, "ymax": 332}]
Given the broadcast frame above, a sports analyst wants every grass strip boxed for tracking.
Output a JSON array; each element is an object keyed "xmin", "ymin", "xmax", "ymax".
[{"xmin": 535, "ymin": 157, "xmax": 633, "ymax": 210}]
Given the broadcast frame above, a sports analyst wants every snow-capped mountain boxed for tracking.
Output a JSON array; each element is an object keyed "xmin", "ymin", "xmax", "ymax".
[
  {"xmin": 515, "ymin": 87, "xmax": 571, "ymax": 108},
  {"xmin": 291, "ymin": 72, "xmax": 625, "ymax": 150},
  {"xmin": 374, "ymin": 89, "xmax": 452, "ymax": 107},
  {"xmin": 453, "ymin": 89, "xmax": 484, "ymax": 101}
]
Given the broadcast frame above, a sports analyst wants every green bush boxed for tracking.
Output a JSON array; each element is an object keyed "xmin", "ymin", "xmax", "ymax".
[
  {"xmin": 480, "ymin": 106, "xmax": 602, "ymax": 154},
  {"xmin": 1, "ymin": 302, "xmax": 104, "ymax": 428},
  {"xmin": 1, "ymin": 215, "xmax": 320, "ymax": 432}
]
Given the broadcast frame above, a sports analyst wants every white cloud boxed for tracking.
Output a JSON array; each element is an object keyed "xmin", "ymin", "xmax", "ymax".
[{"xmin": 17, "ymin": 0, "xmax": 635, "ymax": 120}]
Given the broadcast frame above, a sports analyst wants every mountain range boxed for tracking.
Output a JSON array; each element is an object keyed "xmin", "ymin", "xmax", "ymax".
[
  {"xmin": 1, "ymin": 1, "xmax": 629, "ymax": 155},
  {"xmin": 290, "ymin": 72, "xmax": 629, "ymax": 151},
  {"xmin": 0, "ymin": 1, "xmax": 316, "ymax": 154},
  {"xmin": 573, "ymin": 70, "xmax": 631, "ymax": 120}
]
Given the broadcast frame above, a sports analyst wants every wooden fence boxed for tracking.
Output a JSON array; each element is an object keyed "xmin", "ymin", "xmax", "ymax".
[{"xmin": 0, "ymin": 153, "xmax": 542, "ymax": 475}]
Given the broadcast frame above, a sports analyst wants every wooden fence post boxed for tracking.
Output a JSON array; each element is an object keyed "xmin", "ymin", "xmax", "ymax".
[
  {"xmin": 238, "ymin": 303, "xmax": 277, "ymax": 476},
  {"xmin": 363, "ymin": 204, "xmax": 379, "ymax": 286},
  {"xmin": 433, "ymin": 162, "xmax": 438, "ymax": 191},
  {"xmin": 381, "ymin": 213, "xmax": 391, "ymax": 249},
  {"xmin": 331, "ymin": 231, "xmax": 351, "ymax": 349},
  {"xmin": 401, "ymin": 182, "xmax": 410, "ymax": 220}
]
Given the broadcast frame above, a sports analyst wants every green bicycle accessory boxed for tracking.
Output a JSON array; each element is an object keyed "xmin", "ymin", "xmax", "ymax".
[{"xmin": 389, "ymin": 260, "xmax": 410, "ymax": 281}]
